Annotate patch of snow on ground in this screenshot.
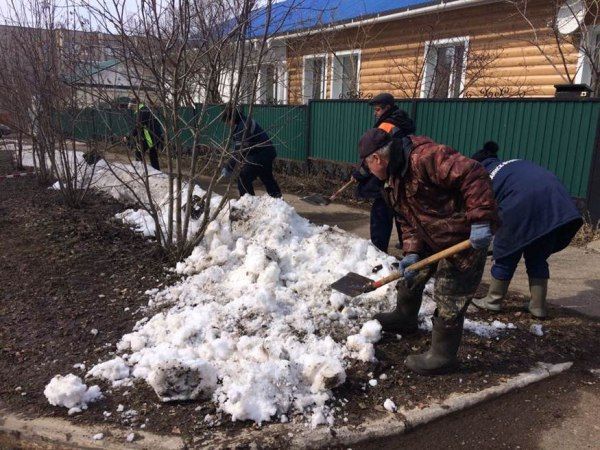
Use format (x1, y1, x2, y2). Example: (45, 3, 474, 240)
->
(44, 374, 102, 415)
(383, 398, 397, 412)
(530, 324, 544, 336)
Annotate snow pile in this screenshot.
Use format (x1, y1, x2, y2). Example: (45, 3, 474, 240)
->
(21, 148, 216, 242)
(86, 195, 400, 425)
(24, 146, 518, 425)
(44, 374, 102, 415)
(84, 195, 519, 425)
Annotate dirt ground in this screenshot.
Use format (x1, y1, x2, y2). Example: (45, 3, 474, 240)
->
(1, 149, 600, 448)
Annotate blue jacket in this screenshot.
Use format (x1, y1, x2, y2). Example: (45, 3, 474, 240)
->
(480, 157, 582, 259)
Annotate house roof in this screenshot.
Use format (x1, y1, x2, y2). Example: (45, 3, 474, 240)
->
(64, 59, 120, 84)
(248, 0, 468, 38)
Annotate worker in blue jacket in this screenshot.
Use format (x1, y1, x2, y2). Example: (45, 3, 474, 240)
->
(471, 142, 582, 318)
(221, 106, 282, 198)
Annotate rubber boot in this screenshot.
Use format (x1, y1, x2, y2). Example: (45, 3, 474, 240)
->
(405, 312, 464, 375)
(472, 277, 510, 312)
(527, 277, 548, 319)
(373, 281, 423, 335)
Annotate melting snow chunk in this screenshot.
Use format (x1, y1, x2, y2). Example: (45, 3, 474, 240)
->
(383, 399, 397, 412)
(44, 374, 102, 413)
(530, 324, 544, 336)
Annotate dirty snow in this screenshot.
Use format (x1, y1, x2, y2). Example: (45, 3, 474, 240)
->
(43, 374, 102, 415)
(383, 398, 397, 412)
(530, 324, 544, 336)
(22, 145, 517, 426)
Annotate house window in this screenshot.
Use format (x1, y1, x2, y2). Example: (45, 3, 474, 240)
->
(331, 50, 360, 99)
(303, 55, 327, 102)
(260, 63, 287, 104)
(421, 37, 468, 99)
(576, 26, 600, 97)
(239, 66, 256, 103)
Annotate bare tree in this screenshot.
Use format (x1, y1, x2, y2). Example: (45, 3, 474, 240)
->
(0, 0, 102, 204)
(506, 0, 600, 95)
(71, 0, 290, 261)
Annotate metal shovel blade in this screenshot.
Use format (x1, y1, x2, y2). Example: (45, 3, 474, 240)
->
(300, 193, 331, 206)
(330, 272, 375, 297)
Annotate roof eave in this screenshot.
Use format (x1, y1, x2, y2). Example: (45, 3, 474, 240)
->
(266, 0, 500, 41)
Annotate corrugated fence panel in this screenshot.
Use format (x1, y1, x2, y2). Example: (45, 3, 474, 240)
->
(414, 100, 600, 198)
(243, 105, 307, 160)
(197, 104, 228, 148)
(309, 100, 413, 163)
(57, 100, 598, 199)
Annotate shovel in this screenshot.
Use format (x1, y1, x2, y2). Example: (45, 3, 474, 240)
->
(330, 240, 472, 297)
(300, 178, 356, 206)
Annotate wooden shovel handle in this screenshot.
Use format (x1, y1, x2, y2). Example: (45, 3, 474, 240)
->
(329, 178, 356, 201)
(371, 240, 472, 289)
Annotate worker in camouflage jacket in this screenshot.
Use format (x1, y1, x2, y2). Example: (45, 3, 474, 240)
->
(359, 128, 499, 375)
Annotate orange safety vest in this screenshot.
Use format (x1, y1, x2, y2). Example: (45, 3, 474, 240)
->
(377, 122, 399, 135)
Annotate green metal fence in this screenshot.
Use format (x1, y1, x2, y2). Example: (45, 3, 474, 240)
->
(59, 99, 600, 200)
(413, 100, 600, 199)
(308, 99, 600, 199)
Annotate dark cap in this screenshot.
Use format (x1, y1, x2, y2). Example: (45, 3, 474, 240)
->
(368, 92, 395, 107)
(359, 128, 392, 159)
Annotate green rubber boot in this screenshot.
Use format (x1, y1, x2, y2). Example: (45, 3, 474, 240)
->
(373, 269, 432, 335)
(472, 277, 510, 312)
(528, 277, 548, 319)
(373, 280, 423, 334)
(405, 312, 464, 375)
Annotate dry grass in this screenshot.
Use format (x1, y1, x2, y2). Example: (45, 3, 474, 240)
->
(572, 214, 600, 247)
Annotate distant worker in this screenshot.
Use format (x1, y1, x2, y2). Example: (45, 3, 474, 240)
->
(221, 106, 282, 198)
(471, 142, 583, 318)
(124, 102, 162, 171)
(353, 93, 412, 252)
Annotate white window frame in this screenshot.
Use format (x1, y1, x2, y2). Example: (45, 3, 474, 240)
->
(302, 53, 328, 103)
(329, 49, 361, 100)
(575, 26, 600, 87)
(258, 61, 288, 104)
(420, 36, 469, 99)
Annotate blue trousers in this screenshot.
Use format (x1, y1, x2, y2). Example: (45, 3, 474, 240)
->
(491, 230, 558, 281)
(370, 197, 401, 253)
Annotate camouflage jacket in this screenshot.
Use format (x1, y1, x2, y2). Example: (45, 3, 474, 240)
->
(384, 136, 499, 271)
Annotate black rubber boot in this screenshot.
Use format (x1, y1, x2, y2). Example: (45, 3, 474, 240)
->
(404, 311, 464, 375)
(373, 274, 427, 335)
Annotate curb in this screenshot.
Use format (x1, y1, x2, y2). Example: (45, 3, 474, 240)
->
(0, 368, 573, 450)
(1, 361, 570, 449)
(209, 361, 573, 449)
(0, 169, 35, 181)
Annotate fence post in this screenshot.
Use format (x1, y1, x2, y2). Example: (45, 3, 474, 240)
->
(586, 110, 600, 222)
(305, 100, 312, 161)
(410, 98, 418, 125)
